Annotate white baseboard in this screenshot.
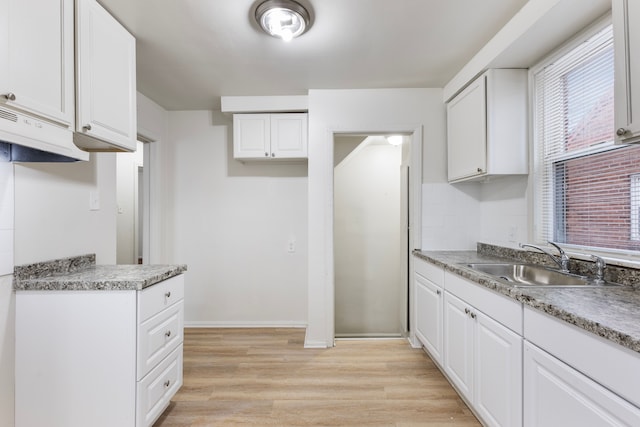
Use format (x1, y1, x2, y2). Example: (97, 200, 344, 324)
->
(184, 320, 307, 328)
(303, 340, 330, 349)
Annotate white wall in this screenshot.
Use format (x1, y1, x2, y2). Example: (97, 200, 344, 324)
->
(164, 110, 308, 326)
(334, 139, 402, 336)
(0, 162, 14, 427)
(14, 154, 117, 265)
(306, 88, 443, 347)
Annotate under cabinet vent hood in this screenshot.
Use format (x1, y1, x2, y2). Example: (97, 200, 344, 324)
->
(0, 106, 90, 162)
(0, 141, 80, 163)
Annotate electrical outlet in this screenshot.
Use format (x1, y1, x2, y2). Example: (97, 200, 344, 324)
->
(287, 240, 296, 253)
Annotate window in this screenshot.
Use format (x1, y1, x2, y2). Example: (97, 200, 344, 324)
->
(533, 20, 640, 254)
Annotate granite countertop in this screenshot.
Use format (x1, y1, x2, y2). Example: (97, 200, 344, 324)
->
(13, 254, 187, 291)
(414, 246, 640, 354)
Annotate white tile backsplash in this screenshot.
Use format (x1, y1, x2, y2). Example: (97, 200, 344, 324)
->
(421, 182, 481, 250)
(421, 176, 529, 251)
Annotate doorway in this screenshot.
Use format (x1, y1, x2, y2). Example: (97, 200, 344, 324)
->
(333, 134, 410, 338)
(116, 140, 147, 264)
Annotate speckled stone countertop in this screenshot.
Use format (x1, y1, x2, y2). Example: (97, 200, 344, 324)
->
(13, 254, 187, 291)
(414, 244, 640, 354)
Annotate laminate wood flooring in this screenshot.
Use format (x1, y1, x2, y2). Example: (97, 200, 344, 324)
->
(153, 328, 481, 427)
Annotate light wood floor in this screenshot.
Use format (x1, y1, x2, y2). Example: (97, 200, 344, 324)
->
(153, 328, 481, 427)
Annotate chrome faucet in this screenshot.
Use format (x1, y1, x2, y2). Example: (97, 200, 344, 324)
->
(589, 254, 607, 284)
(519, 241, 570, 273)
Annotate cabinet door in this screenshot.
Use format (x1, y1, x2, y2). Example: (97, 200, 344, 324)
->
(443, 291, 474, 400)
(0, 0, 74, 126)
(76, 0, 137, 151)
(524, 342, 640, 427)
(233, 114, 270, 158)
(271, 113, 308, 158)
(447, 75, 487, 181)
(613, 0, 640, 143)
(415, 273, 443, 365)
(475, 312, 522, 427)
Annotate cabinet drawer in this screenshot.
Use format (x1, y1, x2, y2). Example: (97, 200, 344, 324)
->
(138, 300, 184, 380)
(137, 344, 183, 427)
(138, 274, 184, 323)
(414, 257, 444, 286)
(445, 271, 522, 334)
(524, 306, 640, 408)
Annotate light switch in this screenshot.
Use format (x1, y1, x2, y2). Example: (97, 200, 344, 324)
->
(89, 190, 100, 211)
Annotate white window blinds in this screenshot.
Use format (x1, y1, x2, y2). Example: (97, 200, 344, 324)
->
(533, 22, 640, 254)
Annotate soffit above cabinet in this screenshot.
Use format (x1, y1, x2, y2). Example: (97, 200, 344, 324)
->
(221, 96, 308, 114)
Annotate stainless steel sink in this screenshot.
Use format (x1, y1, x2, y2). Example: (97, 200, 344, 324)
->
(464, 263, 621, 288)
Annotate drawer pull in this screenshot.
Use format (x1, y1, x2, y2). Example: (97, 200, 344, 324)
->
(165, 291, 171, 298)
(464, 308, 470, 315)
(164, 380, 171, 388)
(470, 312, 477, 319)
(165, 330, 172, 338)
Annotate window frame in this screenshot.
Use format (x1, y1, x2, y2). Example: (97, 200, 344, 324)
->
(528, 13, 640, 261)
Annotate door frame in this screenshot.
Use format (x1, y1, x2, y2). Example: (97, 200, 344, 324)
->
(325, 126, 422, 345)
(332, 135, 409, 338)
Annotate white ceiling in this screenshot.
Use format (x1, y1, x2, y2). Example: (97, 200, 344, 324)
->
(99, 0, 530, 110)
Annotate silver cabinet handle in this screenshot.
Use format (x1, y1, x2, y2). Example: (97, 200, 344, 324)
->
(436, 289, 441, 295)
(464, 308, 470, 315)
(165, 291, 171, 298)
(617, 128, 629, 137)
(470, 312, 476, 319)
(4, 93, 16, 101)
(164, 380, 170, 388)
(265, 152, 269, 157)
(477, 167, 483, 173)
(165, 330, 171, 338)
(83, 124, 92, 131)
(271, 153, 275, 157)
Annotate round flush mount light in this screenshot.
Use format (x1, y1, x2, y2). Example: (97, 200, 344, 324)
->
(386, 135, 404, 146)
(255, 0, 311, 42)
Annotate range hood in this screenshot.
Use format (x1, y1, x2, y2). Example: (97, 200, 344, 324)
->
(0, 106, 90, 162)
(0, 141, 80, 163)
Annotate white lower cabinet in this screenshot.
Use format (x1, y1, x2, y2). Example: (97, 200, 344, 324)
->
(414, 261, 444, 365)
(443, 291, 474, 398)
(413, 260, 523, 427)
(443, 291, 523, 427)
(474, 310, 523, 427)
(524, 341, 640, 427)
(415, 256, 640, 427)
(15, 274, 185, 427)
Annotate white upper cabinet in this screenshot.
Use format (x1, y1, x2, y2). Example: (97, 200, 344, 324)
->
(233, 113, 308, 160)
(613, 0, 640, 144)
(447, 69, 528, 183)
(0, 0, 74, 126)
(74, 0, 137, 152)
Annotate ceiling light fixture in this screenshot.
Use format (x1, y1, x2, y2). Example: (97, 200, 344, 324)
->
(386, 135, 404, 146)
(255, 0, 311, 42)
